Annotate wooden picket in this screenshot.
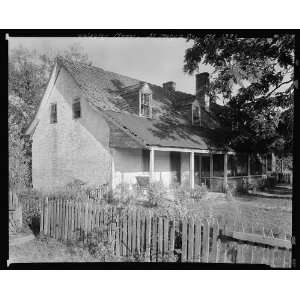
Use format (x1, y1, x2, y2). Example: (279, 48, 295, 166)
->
(39, 198, 293, 267)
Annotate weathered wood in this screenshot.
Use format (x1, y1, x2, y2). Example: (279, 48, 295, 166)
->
(128, 209, 132, 256)
(158, 217, 163, 261)
(151, 215, 157, 262)
(50, 200, 53, 238)
(115, 209, 120, 257)
(55, 200, 59, 239)
(123, 210, 128, 256)
(136, 209, 141, 255)
(223, 230, 292, 249)
(163, 217, 169, 260)
(56, 199, 60, 240)
(181, 217, 187, 262)
(132, 209, 137, 256)
(169, 218, 175, 259)
(187, 216, 194, 262)
(40, 199, 44, 234)
(202, 218, 210, 262)
(209, 219, 219, 263)
(145, 212, 151, 262)
(140, 210, 145, 254)
(44, 197, 49, 235)
(194, 217, 202, 262)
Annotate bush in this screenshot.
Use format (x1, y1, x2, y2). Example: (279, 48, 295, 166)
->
(190, 184, 208, 202)
(112, 183, 139, 207)
(18, 189, 42, 234)
(148, 181, 167, 207)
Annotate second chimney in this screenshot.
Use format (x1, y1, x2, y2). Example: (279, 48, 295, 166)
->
(163, 81, 176, 93)
(196, 73, 210, 111)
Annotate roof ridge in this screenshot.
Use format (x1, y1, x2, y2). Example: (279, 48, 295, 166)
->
(58, 57, 195, 97)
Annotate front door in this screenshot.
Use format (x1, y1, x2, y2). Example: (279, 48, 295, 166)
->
(170, 152, 181, 184)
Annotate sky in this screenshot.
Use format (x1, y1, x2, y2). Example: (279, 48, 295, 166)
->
(9, 37, 214, 95)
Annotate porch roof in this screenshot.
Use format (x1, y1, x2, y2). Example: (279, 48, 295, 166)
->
(105, 110, 233, 152)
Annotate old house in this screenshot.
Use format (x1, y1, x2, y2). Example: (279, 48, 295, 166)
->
(26, 58, 275, 192)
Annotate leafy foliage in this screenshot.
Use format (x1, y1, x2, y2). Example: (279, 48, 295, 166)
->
(8, 43, 92, 189)
(184, 34, 294, 155)
(148, 181, 167, 207)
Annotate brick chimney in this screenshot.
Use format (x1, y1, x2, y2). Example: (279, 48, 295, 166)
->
(196, 73, 210, 111)
(163, 81, 176, 93)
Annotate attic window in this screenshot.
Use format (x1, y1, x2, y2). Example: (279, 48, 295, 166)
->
(73, 98, 81, 119)
(192, 104, 200, 125)
(140, 93, 152, 118)
(50, 103, 57, 124)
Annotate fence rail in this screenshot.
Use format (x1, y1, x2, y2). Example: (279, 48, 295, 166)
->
(275, 172, 293, 185)
(39, 198, 292, 267)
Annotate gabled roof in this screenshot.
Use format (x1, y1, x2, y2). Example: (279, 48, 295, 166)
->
(28, 58, 231, 151)
(104, 110, 232, 151)
(57, 57, 195, 113)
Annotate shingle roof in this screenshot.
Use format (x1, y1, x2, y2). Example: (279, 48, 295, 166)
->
(58, 58, 230, 151)
(105, 110, 231, 151)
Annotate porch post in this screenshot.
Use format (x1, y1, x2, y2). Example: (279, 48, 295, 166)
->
(271, 153, 276, 172)
(190, 151, 195, 189)
(248, 154, 251, 183)
(110, 149, 116, 190)
(150, 148, 155, 182)
(210, 153, 213, 189)
(224, 153, 228, 192)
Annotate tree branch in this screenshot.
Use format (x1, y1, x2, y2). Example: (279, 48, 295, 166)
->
(266, 79, 293, 98)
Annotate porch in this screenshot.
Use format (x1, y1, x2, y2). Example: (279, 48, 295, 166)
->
(112, 147, 274, 193)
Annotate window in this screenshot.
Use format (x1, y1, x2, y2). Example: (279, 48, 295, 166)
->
(228, 154, 248, 177)
(213, 154, 224, 177)
(50, 103, 57, 124)
(250, 154, 263, 175)
(142, 149, 150, 172)
(140, 93, 151, 117)
(73, 98, 81, 119)
(192, 104, 200, 125)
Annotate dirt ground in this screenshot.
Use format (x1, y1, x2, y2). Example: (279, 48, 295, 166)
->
(8, 237, 97, 264)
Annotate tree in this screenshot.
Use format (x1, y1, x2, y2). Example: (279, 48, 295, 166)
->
(8, 43, 92, 189)
(184, 34, 294, 156)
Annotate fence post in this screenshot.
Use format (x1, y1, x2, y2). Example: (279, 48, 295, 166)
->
(84, 202, 89, 243)
(181, 217, 187, 262)
(145, 211, 151, 262)
(40, 198, 44, 234)
(44, 197, 48, 235)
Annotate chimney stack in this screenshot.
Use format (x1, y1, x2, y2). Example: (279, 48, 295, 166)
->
(163, 81, 176, 93)
(196, 73, 210, 111)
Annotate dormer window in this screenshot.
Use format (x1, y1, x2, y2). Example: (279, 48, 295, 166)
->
(141, 93, 151, 117)
(73, 98, 81, 119)
(192, 103, 201, 125)
(139, 83, 152, 118)
(50, 103, 57, 124)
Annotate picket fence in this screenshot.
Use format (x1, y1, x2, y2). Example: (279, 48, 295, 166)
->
(275, 172, 293, 185)
(39, 198, 292, 267)
(9, 190, 22, 231)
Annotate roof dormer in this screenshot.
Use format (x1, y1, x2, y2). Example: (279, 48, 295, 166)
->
(139, 83, 152, 118)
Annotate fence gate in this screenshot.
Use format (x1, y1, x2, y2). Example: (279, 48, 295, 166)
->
(9, 190, 22, 233)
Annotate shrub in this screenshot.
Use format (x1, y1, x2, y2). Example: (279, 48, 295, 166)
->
(148, 181, 167, 207)
(112, 183, 139, 207)
(18, 189, 42, 233)
(190, 184, 208, 202)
